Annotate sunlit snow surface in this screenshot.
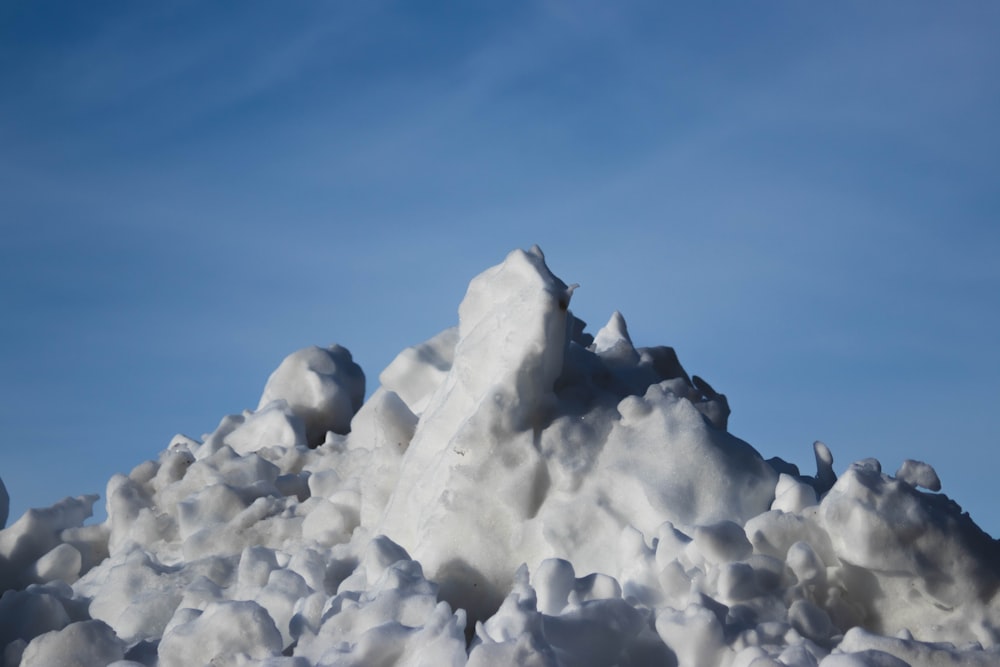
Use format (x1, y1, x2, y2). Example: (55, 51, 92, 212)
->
(2, 247, 999, 667)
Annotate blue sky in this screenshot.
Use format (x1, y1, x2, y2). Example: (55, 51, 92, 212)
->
(2, 2, 999, 535)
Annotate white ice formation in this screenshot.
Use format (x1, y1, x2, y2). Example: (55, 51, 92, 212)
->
(1, 246, 999, 667)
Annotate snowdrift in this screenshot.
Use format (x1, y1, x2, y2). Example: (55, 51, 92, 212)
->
(1, 247, 999, 667)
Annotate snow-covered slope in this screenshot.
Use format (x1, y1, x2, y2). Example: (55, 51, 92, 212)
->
(1, 247, 998, 667)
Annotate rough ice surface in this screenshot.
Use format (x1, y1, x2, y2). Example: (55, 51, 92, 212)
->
(2, 247, 999, 667)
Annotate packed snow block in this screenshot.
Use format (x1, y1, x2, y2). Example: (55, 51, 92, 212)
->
(84, 548, 192, 645)
(294, 537, 467, 666)
(819, 649, 911, 667)
(772, 474, 819, 514)
(595, 385, 776, 533)
(834, 626, 1000, 666)
(540, 592, 647, 665)
(105, 473, 171, 556)
(343, 388, 416, 526)
(468, 566, 557, 667)
(177, 483, 254, 539)
(19, 619, 125, 667)
(894, 459, 941, 492)
(379, 327, 459, 417)
(30, 543, 83, 584)
(201, 401, 307, 458)
(0, 586, 73, 652)
(182, 495, 304, 560)
(820, 463, 1000, 644)
(253, 568, 310, 649)
(157, 600, 283, 667)
(302, 600, 467, 667)
(346, 388, 418, 454)
(0, 494, 98, 590)
(691, 521, 752, 564)
(258, 344, 365, 447)
(655, 604, 730, 667)
(593, 310, 641, 367)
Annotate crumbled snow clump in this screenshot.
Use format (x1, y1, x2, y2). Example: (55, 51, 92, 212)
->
(2, 247, 1000, 667)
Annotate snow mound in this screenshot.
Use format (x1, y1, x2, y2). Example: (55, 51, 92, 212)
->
(2, 247, 999, 667)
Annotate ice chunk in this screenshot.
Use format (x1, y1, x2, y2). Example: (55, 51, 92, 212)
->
(772, 473, 819, 513)
(30, 543, 83, 584)
(257, 344, 365, 446)
(835, 626, 1000, 665)
(379, 327, 459, 416)
(786, 541, 826, 587)
(820, 464, 1000, 643)
(221, 401, 307, 456)
(85, 548, 189, 645)
(254, 568, 310, 649)
(819, 649, 911, 666)
(0, 586, 72, 649)
(19, 620, 125, 667)
(692, 520, 752, 564)
(294, 537, 465, 666)
(532, 559, 578, 616)
(788, 598, 836, 644)
(656, 604, 730, 667)
(0, 494, 98, 590)
(593, 311, 640, 366)
(346, 388, 417, 453)
(157, 600, 282, 667)
(894, 459, 941, 492)
(597, 384, 777, 532)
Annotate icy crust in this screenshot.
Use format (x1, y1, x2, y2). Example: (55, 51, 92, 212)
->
(1, 248, 1000, 667)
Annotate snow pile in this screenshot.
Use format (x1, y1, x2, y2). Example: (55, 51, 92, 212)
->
(2, 246, 999, 667)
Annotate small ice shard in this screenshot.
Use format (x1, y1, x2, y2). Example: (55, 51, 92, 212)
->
(692, 374, 731, 430)
(814, 440, 837, 495)
(593, 311, 640, 366)
(257, 344, 365, 446)
(895, 459, 941, 492)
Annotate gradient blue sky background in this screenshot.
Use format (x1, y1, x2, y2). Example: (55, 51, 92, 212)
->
(2, 3, 999, 535)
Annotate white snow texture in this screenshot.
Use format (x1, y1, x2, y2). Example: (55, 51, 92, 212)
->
(1, 247, 998, 667)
